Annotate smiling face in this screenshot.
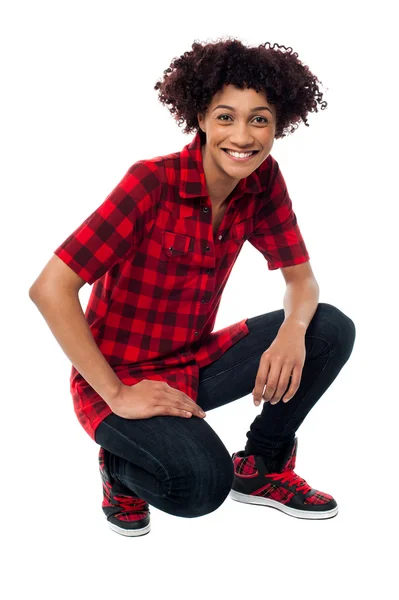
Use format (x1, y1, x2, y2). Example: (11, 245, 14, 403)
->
(197, 84, 277, 193)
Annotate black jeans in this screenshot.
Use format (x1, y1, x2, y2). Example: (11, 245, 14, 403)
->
(95, 302, 356, 518)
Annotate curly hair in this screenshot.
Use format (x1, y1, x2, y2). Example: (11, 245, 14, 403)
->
(154, 37, 328, 141)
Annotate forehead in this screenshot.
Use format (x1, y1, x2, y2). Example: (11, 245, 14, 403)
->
(209, 84, 272, 110)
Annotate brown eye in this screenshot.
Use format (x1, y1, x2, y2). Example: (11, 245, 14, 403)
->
(217, 115, 268, 124)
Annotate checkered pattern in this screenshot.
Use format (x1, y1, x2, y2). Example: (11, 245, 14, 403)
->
(54, 131, 310, 440)
(231, 437, 336, 515)
(99, 447, 151, 532)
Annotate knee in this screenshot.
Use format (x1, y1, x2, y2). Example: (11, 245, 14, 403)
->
(316, 302, 356, 358)
(167, 450, 235, 518)
(188, 460, 234, 518)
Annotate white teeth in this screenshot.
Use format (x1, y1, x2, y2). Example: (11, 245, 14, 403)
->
(225, 150, 255, 158)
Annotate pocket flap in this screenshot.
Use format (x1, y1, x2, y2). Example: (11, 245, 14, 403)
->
(162, 231, 192, 256)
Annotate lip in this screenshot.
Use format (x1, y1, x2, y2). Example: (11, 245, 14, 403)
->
(222, 148, 259, 162)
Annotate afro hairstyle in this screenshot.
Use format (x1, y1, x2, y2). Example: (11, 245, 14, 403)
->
(154, 37, 328, 142)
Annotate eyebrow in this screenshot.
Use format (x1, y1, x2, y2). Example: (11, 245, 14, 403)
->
(212, 104, 273, 115)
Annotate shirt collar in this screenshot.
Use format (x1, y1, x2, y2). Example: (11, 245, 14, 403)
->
(179, 131, 264, 200)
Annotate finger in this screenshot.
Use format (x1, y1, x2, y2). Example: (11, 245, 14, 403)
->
(282, 368, 302, 403)
(269, 364, 294, 405)
(182, 394, 205, 416)
(262, 361, 283, 402)
(170, 389, 206, 417)
(154, 404, 196, 418)
(253, 360, 271, 405)
(164, 384, 196, 410)
(164, 395, 206, 418)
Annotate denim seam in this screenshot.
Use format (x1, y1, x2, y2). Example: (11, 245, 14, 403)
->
(200, 351, 262, 383)
(100, 420, 172, 493)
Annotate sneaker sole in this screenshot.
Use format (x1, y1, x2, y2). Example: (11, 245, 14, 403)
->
(105, 516, 151, 537)
(229, 490, 339, 520)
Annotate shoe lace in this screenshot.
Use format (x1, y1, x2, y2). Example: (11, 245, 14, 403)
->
(268, 469, 312, 494)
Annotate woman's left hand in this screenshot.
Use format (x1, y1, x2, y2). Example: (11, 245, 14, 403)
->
(252, 326, 306, 406)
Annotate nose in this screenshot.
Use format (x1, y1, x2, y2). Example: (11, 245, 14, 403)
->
(228, 122, 255, 149)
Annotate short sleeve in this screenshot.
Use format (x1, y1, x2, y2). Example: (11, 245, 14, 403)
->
(248, 158, 310, 271)
(53, 160, 160, 285)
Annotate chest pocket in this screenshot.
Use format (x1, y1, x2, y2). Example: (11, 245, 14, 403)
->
(159, 230, 204, 296)
(159, 227, 214, 271)
(231, 218, 254, 245)
(162, 231, 192, 257)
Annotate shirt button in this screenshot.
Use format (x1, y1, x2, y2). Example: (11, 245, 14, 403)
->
(205, 245, 210, 251)
(203, 206, 209, 213)
(194, 331, 199, 336)
(218, 235, 223, 240)
(205, 268, 212, 274)
(201, 299, 205, 303)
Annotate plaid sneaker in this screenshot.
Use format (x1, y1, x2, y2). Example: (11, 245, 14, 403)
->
(99, 446, 151, 536)
(229, 437, 338, 520)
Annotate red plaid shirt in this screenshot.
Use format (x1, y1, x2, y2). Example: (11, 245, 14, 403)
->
(54, 132, 310, 440)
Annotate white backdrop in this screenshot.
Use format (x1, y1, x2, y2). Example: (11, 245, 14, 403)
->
(2, 1, 397, 598)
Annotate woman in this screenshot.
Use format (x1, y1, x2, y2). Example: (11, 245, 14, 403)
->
(29, 38, 356, 536)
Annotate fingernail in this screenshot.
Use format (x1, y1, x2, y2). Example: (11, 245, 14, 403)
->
(254, 400, 260, 406)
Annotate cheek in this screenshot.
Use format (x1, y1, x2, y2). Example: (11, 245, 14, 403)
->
(261, 137, 275, 155)
(214, 145, 226, 160)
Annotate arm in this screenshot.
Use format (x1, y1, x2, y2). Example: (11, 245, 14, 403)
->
(279, 263, 320, 334)
(29, 160, 161, 407)
(29, 256, 122, 408)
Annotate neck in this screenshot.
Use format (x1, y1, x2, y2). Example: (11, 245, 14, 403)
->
(201, 144, 239, 210)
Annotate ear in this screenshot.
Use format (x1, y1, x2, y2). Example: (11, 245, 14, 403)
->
(197, 112, 205, 132)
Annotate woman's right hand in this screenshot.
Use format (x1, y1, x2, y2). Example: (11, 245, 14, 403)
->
(108, 379, 207, 420)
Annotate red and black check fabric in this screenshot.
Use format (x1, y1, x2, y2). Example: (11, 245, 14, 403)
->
(54, 132, 310, 440)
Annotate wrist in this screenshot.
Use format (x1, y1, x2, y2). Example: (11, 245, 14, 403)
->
(103, 381, 125, 409)
(279, 318, 307, 335)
